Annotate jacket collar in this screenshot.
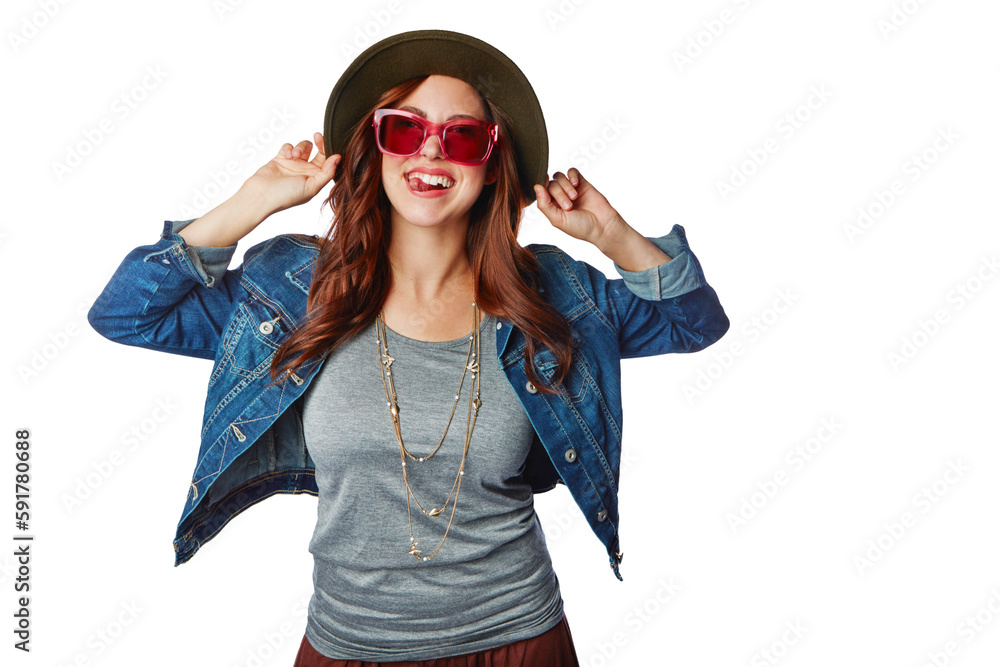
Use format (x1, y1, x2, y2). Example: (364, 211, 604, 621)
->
(246, 234, 518, 355)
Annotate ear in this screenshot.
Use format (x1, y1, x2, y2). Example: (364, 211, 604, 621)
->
(484, 156, 498, 185)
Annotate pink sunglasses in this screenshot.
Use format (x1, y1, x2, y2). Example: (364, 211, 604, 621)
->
(372, 108, 499, 166)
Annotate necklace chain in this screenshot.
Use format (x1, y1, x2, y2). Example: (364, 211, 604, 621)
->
(375, 302, 482, 562)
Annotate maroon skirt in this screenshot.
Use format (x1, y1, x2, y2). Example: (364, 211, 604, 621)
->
(292, 613, 580, 667)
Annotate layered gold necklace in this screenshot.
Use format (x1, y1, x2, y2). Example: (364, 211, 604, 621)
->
(375, 302, 482, 562)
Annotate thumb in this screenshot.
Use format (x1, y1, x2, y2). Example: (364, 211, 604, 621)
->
(324, 154, 340, 177)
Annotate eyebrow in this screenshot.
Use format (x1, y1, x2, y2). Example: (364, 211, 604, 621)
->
(398, 105, 480, 121)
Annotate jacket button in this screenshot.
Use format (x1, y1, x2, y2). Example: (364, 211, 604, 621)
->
(161, 258, 170, 265)
(564, 448, 577, 463)
(525, 381, 537, 394)
(496, 322, 502, 330)
(597, 509, 608, 522)
(259, 321, 274, 335)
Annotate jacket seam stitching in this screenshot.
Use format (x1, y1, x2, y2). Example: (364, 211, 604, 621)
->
(552, 252, 617, 339)
(182, 469, 317, 535)
(132, 264, 218, 355)
(535, 389, 614, 522)
(192, 427, 229, 485)
(563, 393, 618, 496)
(241, 278, 296, 329)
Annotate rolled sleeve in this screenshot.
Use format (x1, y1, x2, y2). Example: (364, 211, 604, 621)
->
(611, 224, 706, 301)
(154, 219, 238, 288)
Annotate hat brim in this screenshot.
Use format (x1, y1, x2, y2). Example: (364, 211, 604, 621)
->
(323, 29, 547, 207)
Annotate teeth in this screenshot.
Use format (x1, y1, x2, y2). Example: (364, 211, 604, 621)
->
(408, 172, 454, 188)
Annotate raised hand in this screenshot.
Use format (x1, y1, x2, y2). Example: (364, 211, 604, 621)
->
(243, 132, 341, 216)
(533, 168, 630, 249)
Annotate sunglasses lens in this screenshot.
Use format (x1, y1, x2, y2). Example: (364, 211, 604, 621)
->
(378, 112, 491, 164)
(379, 114, 425, 155)
(443, 124, 489, 163)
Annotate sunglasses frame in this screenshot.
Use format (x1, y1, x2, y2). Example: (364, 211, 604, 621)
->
(372, 108, 499, 166)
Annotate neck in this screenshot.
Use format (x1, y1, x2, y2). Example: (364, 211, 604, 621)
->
(386, 216, 474, 305)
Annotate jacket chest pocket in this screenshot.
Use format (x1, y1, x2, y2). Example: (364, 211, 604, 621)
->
(210, 297, 288, 384)
(532, 334, 594, 405)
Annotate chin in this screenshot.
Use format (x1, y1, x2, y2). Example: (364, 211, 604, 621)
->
(387, 191, 477, 227)
(394, 209, 470, 229)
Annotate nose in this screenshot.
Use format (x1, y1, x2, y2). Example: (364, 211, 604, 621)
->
(420, 130, 446, 159)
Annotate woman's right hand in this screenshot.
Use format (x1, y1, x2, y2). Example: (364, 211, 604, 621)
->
(241, 132, 341, 216)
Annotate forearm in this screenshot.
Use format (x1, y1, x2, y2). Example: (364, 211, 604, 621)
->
(598, 222, 730, 355)
(177, 186, 274, 248)
(596, 220, 673, 272)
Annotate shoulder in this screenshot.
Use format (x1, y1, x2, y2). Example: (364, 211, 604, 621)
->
(524, 241, 596, 281)
(524, 241, 565, 258)
(522, 241, 606, 309)
(242, 233, 320, 270)
(524, 242, 577, 276)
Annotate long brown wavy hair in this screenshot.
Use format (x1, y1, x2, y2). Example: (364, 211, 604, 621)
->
(269, 75, 573, 396)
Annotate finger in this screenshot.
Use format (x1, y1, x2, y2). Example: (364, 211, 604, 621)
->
(567, 167, 580, 187)
(533, 184, 553, 212)
(310, 133, 328, 169)
(278, 142, 294, 158)
(291, 139, 313, 159)
(534, 184, 564, 218)
(325, 154, 341, 177)
(545, 178, 574, 210)
(308, 155, 338, 188)
(549, 171, 578, 200)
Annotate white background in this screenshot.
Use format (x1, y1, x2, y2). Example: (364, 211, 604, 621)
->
(3, 0, 1000, 665)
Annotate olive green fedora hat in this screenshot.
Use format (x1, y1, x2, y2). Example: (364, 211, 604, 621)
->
(323, 28, 548, 206)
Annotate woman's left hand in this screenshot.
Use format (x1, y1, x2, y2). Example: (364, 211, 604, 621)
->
(534, 168, 629, 248)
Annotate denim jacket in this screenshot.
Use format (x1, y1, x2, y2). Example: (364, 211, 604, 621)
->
(88, 219, 729, 580)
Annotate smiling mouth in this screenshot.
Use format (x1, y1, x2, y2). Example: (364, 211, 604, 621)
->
(406, 172, 455, 192)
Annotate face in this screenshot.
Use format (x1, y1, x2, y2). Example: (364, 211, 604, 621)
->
(379, 74, 498, 232)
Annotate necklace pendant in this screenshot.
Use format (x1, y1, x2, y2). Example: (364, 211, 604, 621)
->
(426, 507, 442, 517)
(408, 541, 422, 558)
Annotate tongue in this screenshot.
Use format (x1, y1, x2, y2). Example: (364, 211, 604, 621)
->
(409, 177, 447, 192)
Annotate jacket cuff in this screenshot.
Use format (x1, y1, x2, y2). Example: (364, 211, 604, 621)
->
(612, 224, 706, 301)
(158, 220, 238, 288)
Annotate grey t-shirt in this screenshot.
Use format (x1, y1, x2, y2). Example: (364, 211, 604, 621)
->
(300, 311, 564, 661)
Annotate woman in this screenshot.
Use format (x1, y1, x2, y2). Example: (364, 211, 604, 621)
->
(88, 29, 729, 666)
